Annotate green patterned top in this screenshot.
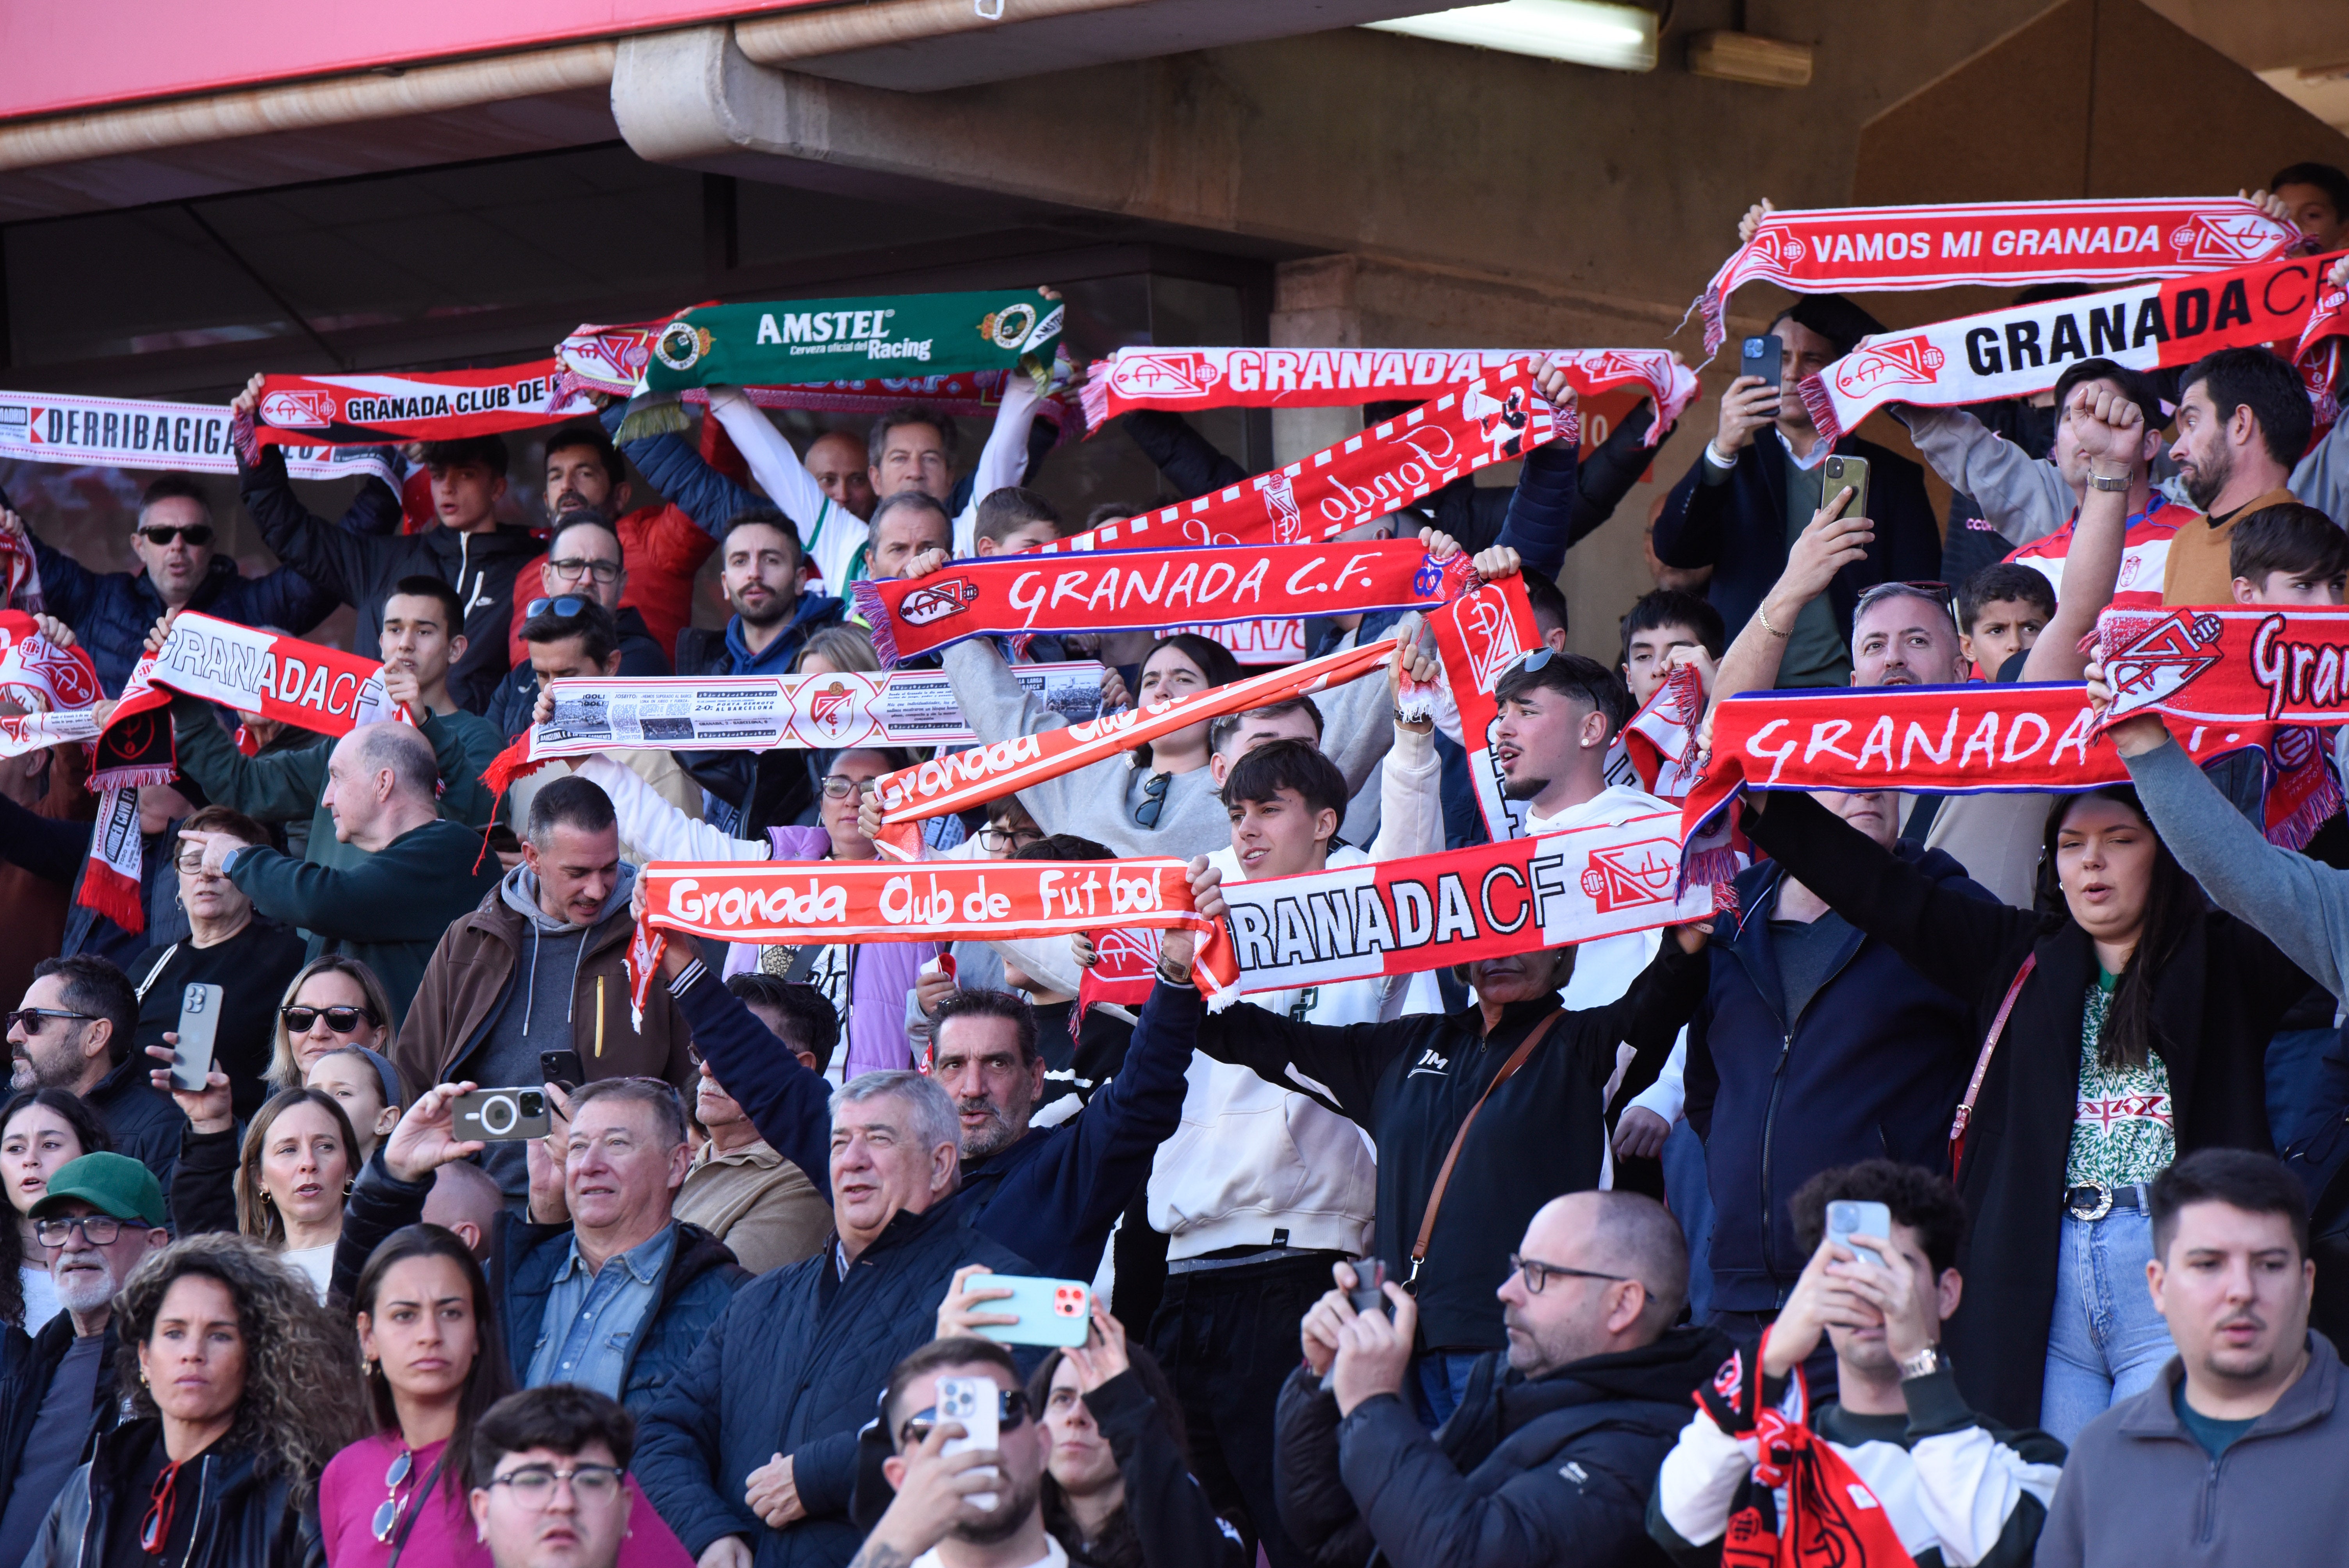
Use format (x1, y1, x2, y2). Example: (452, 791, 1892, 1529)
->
(2065, 971, 2174, 1190)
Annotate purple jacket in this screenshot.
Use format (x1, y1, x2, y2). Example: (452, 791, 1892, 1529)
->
(716, 825, 938, 1080)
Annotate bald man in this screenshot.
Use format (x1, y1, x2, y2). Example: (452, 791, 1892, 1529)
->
(178, 720, 501, 1028)
(1276, 1193, 1728, 1568)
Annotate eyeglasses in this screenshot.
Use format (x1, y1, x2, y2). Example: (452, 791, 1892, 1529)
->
(6, 1008, 91, 1036)
(1509, 1253, 1632, 1294)
(899, 1388, 1030, 1449)
(1134, 771, 1172, 830)
(486, 1464, 626, 1508)
(281, 1005, 378, 1035)
(546, 556, 623, 584)
(35, 1214, 127, 1246)
(137, 524, 215, 547)
(977, 825, 1043, 853)
(174, 853, 229, 878)
(820, 775, 869, 801)
(372, 1448, 419, 1543)
(526, 595, 595, 620)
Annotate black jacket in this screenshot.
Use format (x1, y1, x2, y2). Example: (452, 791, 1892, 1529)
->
(481, 603, 672, 741)
(331, 1149, 748, 1416)
(1687, 844, 1993, 1312)
(1275, 1327, 1728, 1568)
(237, 444, 545, 713)
(1742, 790, 2311, 1427)
(1046, 1369, 1249, 1568)
(0, 1315, 122, 1521)
(1189, 945, 1706, 1353)
(1652, 431, 1939, 648)
(85, 1053, 185, 1202)
(22, 1419, 315, 1568)
(633, 1199, 1031, 1568)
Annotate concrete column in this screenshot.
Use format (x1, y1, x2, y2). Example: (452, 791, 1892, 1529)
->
(1269, 255, 1367, 465)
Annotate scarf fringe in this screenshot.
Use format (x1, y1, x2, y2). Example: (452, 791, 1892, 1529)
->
(76, 859, 144, 934)
(851, 581, 899, 665)
(614, 392, 689, 445)
(86, 763, 178, 793)
(2267, 776, 2342, 850)
(1797, 376, 1845, 444)
(1079, 367, 1111, 433)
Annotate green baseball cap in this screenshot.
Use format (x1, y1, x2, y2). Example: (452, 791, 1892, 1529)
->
(29, 1153, 167, 1229)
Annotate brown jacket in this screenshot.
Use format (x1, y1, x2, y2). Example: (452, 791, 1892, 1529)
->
(2162, 483, 2299, 605)
(673, 1139, 831, 1275)
(394, 873, 693, 1097)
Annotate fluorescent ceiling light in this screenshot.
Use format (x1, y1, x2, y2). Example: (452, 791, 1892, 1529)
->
(1365, 0, 1658, 72)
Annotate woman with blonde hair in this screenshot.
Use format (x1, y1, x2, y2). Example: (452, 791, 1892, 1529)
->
(792, 623, 880, 676)
(266, 956, 396, 1095)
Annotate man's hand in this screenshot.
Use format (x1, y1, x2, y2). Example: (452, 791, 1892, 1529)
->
(903, 548, 949, 581)
(936, 1263, 1019, 1339)
(1612, 1106, 1671, 1161)
(745, 1453, 805, 1529)
(0, 507, 25, 543)
(32, 614, 75, 650)
(1713, 375, 1781, 457)
(1738, 199, 1775, 244)
(867, 1424, 1006, 1557)
(1761, 1235, 1873, 1379)
(1099, 665, 1132, 712)
(1060, 1297, 1131, 1392)
(1387, 625, 1440, 723)
(1299, 1261, 1364, 1377)
(525, 1082, 574, 1225)
(1670, 920, 1713, 955)
(2083, 657, 2171, 757)
(176, 829, 247, 878)
(2331, 255, 2349, 292)
(1158, 856, 1224, 977)
(1832, 1233, 1937, 1362)
(1331, 1282, 1418, 1416)
(626, 879, 695, 980)
(1416, 527, 1462, 560)
(230, 373, 266, 419)
(1773, 486, 1870, 610)
(1534, 362, 1581, 415)
(2242, 187, 2293, 227)
(697, 1540, 754, 1568)
(915, 965, 957, 1017)
(1470, 545, 1523, 582)
(2064, 380, 2144, 473)
(381, 667, 423, 712)
(381, 1082, 488, 1185)
(144, 610, 180, 657)
(1665, 644, 1718, 695)
(145, 1039, 233, 1135)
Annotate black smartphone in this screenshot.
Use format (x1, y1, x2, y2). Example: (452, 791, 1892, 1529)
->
(540, 1050, 586, 1093)
(1740, 333, 1784, 395)
(1348, 1258, 1392, 1319)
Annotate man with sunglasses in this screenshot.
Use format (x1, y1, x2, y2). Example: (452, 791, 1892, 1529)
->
(846, 1338, 1057, 1568)
(0, 1153, 171, 1568)
(0, 479, 351, 695)
(8, 956, 182, 1190)
(1276, 1191, 1726, 1568)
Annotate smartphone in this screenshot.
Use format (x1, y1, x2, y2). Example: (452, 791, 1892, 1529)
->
(1823, 454, 1871, 521)
(1827, 1199, 1892, 1269)
(936, 1376, 1000, 1513)
(451, 1087, 552, 1142)
(1741, 333, 1784, 395)
(968, 1276, 1093, 1349)
(172, 983, 224, 1093)
(1347, 1258, 1392, 1320)
(539, 1050, 586, 1094)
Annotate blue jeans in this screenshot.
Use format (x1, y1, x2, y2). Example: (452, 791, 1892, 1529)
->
(1663, 1120, 1715, 1322)
(2040, 1208, 2176, 1444)
(1412, 1351, 1482, 1429)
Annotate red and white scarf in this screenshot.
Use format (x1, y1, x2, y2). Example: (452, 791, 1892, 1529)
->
(1080, 346, 1695, 442)
(867, 636, 1402, 856)
(853, 540, 1473, 666)
(1038, 371, 1559, 555)
(1694, 196, 2299, 354)
(2097, 604, 2349, 726)
(239, 363, 595, 450)
(1800, 252, 2349, 442)
(1412, 577, 1542, 841)
(0, 613, 111, 922)
(1, 388, 400, 487)
(1621, 665, 1709, 802)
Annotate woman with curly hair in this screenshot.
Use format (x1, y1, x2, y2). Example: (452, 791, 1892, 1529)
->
(1026, 1301, 1246, 1568)
(20, 1231, 367, 1568)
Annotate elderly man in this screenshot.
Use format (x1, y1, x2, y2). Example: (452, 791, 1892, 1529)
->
(0, 481, 351, 695)
(633, 1067, 1029, 1568)
(178, 718, 502, 1023)
(338, 1075, 745, 1412)
(6, 957, 179, 1185)
(1275, 1192, 1727, 1568)
(0, 1153, 171, 1568)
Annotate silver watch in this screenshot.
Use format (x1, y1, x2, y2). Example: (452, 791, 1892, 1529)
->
(1898, 1345, 1941, 1381)
(2086, 472, 2129, 492)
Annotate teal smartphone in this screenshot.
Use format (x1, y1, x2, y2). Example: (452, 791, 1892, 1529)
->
(971, 1275, 1093, 1349)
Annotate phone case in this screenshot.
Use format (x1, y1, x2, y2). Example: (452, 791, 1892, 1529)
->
(173, 983, 224, 1093)
(453, 1088, 553, 1142)
(1741, 335, 1784, 390)
(1827, 1200, 1890, 1268)
(936, 1376, 1000, 1511)
(970, 1276, 1093, 1348)
(1824, 455, 1871, 519)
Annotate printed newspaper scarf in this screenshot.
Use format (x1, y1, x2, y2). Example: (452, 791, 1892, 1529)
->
(1682, 678, 2335, 872)
(1800, 252, 2349, 441)
(867, 637, 1401, 856)
(241, 364, 594, 449)
(477, 661, 1105, 797)
(1693, 196, 2299, 354)
(2, 388, 399, 485)
(625, 857, 1235, 1015)
(0, 611, 102, 758)
(853, 539, 1474, 666)
(83, 614, 405, 932)
(1695, 1335, 1918, 1568)
(554, 317, 1083, 441)
(1037, 370, 1559, 555)
(1080, 346, 1697, 442)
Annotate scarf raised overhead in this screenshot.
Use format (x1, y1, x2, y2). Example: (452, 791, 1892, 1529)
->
(1081, 346, 1696, 442)
(1800, 252, 2349, 441)
(852, 540, 1474, 666)
(1411, 576, 1542, 841)
(1693, 196, 2299, 354)
(1037, 371, 1559, 555)
(1, 388, 399, 486)
(240, 363, 593, 449)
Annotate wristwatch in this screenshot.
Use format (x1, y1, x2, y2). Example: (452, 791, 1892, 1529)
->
(1898, 1345, 1942, 1381)
(2086, 470, 2129, 492)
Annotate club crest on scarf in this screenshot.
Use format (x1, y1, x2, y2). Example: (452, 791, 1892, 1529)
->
(1580, 838, 1682, 914)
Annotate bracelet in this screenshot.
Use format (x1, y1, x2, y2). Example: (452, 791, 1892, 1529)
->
(1756, 602, 1791, 639)
(2086, 470, 2129, 492)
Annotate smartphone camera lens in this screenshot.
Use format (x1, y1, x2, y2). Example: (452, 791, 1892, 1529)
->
(520, 1092, 544, 1117)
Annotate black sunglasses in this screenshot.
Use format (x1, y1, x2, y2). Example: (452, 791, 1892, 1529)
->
(137, 524, 214, 547)
(899, 1387, 1029, 1450)
(282, 1005, 378, 1035)
(1134, 770, 1172, 830)
(526, 595, 594, 619)
(6, 1007, 91, 1036)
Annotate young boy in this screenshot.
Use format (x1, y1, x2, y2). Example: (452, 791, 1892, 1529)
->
(1618, 588, 1725, 708)
(2231, 501, 2349, 605)
(1956, 562, 2056, 681)
(973, 486, 1065, 557)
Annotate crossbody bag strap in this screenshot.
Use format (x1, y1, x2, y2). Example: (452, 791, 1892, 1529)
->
(1408, 1009, 1565, 1287)
(132, 943, 180, 1002)
(1949, 951, 2036, 1180)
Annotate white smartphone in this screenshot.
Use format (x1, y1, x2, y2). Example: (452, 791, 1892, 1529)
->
(173, 983, 224, 1094)
(1827, 1199, 1892, 1269)
(936, 1375, 999, 1513)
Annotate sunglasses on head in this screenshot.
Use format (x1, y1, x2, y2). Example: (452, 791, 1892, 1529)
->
(138, 524, 214, 547)
(899, 1387, 1029, 1450)
(526, 595, 594, 619)
(282, 1004, 377, 1035)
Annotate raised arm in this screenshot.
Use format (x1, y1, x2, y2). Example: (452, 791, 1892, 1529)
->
(1898, 406, 2075, 548)
(1704, 486, 1868, 715)
(1566, 400, 1665, 551)
(1121, 410, 1248, 501)
(663, 950, 833, 1196)
(699, 389, 829, 535)
(168, 691, 328, 825)
(2018, 384, 2138, 683)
